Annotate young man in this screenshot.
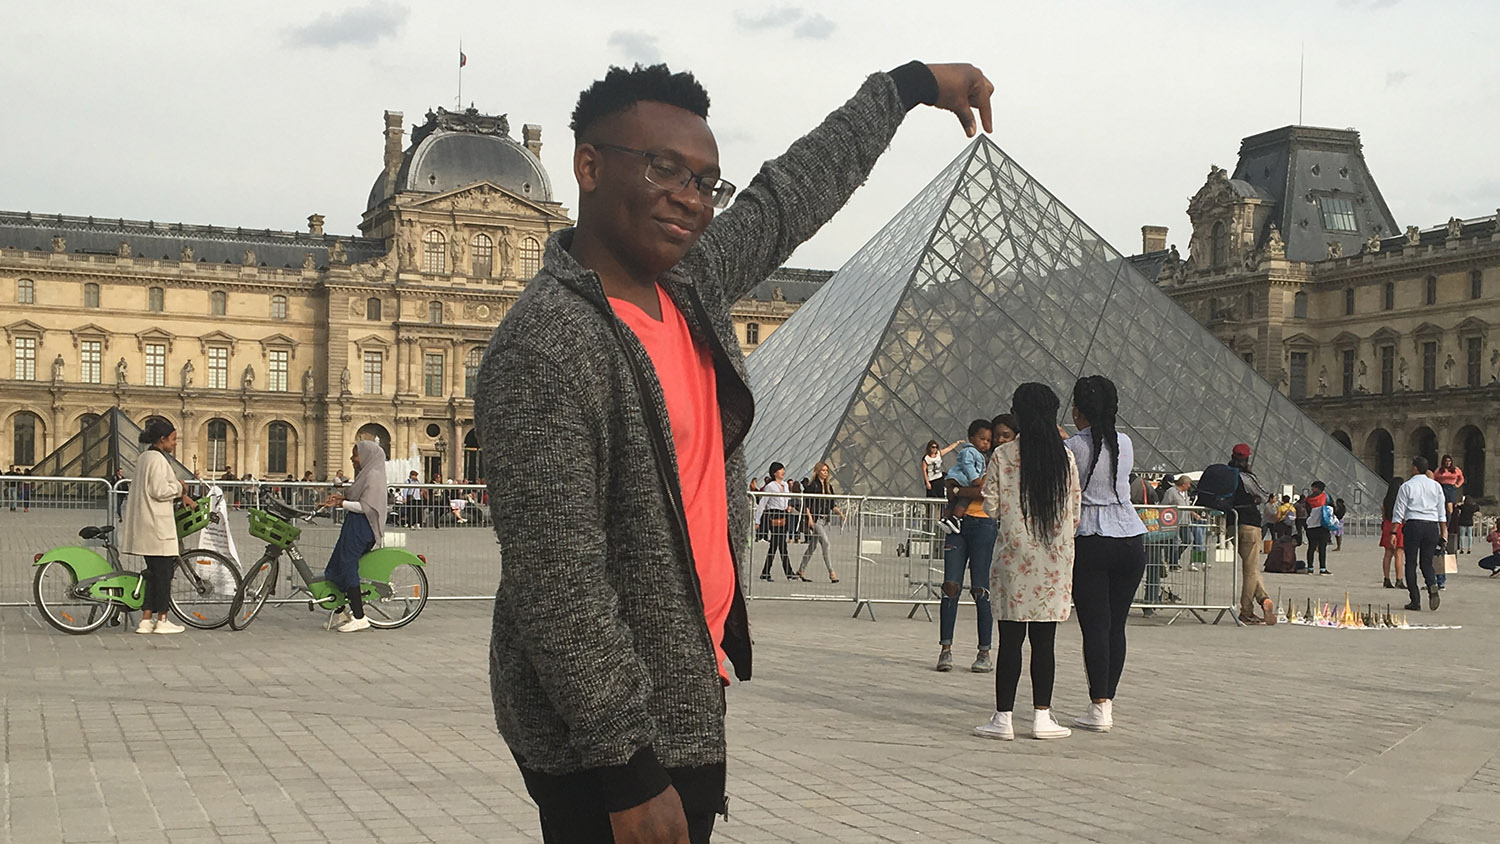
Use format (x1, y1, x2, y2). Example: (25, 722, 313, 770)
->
(1304, 480, 1331, 575)
(938, 419, 991, 534)
(475, 62, 993, 843)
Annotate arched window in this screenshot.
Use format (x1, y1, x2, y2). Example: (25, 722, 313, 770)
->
(1293, 291, 1308, 319)
(267, 421, 291, 475)
(271, 294, 288, 320)
(518, 237, 542, 278)
(356, 423, 391, 456)
(17, 278, 35, 304)
(1383, 282, 1395, 310)
(210, 290, 226, 315)
(84, 282, 100, 308)
(471, 233, 493, 278)
(428, 301, 444, 325)
(465, 347, 484, 396)
(206, 419, 230, 472)
(148, 286, 164, 312)
(12, 411, 39, 465)
(366, 297, 382, 321)
(746, 323, 760, 345)
(423, 230, 446, 273)
(1344, 288, 1355, 315)
(1210, 222, 1227, 268)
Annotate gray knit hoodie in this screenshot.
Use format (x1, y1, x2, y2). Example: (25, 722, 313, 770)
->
(474, 66, 931, 807)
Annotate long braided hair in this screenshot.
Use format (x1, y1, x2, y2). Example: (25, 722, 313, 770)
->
(1012, 383, 1070, 540)
(1073, 375, 1121, 502)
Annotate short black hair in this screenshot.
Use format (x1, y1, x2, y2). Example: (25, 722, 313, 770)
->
(1311, 480, 1325, 491)
(967, 418, 992, 439)
(570, 63, 710, 141)
(1413, 456, 1430, 473)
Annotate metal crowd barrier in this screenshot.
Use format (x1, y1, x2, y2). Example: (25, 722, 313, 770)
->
(0, 476, 114, 606)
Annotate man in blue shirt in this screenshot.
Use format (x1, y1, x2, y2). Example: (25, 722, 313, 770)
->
(1393, 456, 1447, 611)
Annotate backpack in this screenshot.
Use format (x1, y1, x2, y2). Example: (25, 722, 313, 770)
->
(1195, 464, 1241, 513)
(1319, 504, 1341, 532)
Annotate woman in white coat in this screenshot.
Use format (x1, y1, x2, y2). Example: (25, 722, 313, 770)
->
(974, 384, 1082, 741)
(120, 418, 195, 634)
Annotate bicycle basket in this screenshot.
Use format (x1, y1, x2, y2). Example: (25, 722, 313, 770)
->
(248, 508, 302, 548)
(174, 497, 212, 538)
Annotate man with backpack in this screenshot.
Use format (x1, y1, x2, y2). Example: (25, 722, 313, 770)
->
(1197, 443, 1275, 625)
(1304, 480, 1332, 576)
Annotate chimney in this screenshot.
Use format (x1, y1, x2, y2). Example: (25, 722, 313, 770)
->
(381, 111, 405, 199)
(1141, 225, 1168, 254)
(307, 214, 325, 236)
(522, 124, 543, 158)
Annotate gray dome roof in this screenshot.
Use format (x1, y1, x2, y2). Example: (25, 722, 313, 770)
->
(1228, 178, 1274, 201)
(367, 107, 553, 211)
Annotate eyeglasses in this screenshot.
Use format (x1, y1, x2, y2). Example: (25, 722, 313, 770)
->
(592, 143, 737, 210)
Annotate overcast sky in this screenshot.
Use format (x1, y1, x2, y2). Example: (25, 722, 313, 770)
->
(3, 1, 1495, 270)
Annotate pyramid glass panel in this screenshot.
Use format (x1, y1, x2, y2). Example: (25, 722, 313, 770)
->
(744, 137, 1385, 507)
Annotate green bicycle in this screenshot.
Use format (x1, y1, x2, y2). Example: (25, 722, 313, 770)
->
(229, 496, 429, 631)
(32, 498, 244, 634)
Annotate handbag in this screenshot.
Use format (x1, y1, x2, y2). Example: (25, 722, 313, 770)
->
(1438, 553, 1459, 575)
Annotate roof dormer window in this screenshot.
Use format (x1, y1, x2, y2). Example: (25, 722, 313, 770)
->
(1318, 196, 1358, 233)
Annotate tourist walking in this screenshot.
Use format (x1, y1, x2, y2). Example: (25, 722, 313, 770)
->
(760, 463, 795, 581)
(972, 384, 1081, 741)
(935, 421, 995, 672)
(795, 461, 842, 583)
(119, 418, 195, 635)
(473, 58, 994, 842)
(1380, 478, 1406, 589)
(1064, 376, 1147, 733)
(1393, 456, 1446, 611)
(317, 440, 387, 633)
(1457, 495, 1479, 553)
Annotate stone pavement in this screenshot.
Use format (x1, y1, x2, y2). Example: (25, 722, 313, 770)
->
(5, 535, 1500, 843)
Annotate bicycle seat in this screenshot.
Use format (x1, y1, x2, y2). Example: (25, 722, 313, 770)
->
(267, 496, 318, 521)
(78, 525, 115, 540)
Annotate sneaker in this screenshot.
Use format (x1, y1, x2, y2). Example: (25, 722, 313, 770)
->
(323, 610, 352, 631)
(1260, 597, 1277, 626)
(938, 517, 961, 535)
(135, 618, 156, 634)
(1073, 700, 1112, 732)
(1428, 586, 1440, 611)
(935, 649, 954, 672)
(974, 711, 1014, 741)
(971, 650, 993, 673)
(152, 618, 185, 634)
(1031, 709, 1072, 740)
(337, 615, 371, 633)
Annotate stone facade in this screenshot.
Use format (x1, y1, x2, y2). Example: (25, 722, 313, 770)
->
(1145, 125, 1500, 499)
(0, 107, 815, 481)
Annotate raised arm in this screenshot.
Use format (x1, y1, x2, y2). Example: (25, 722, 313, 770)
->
(475, 343, 665, 804)
(702, 62, 992, 303)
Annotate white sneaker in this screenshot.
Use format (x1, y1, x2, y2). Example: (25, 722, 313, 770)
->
(1031, 708, 1072, 740)
(152, 618, 185, 634)
(135, 618, 156, 634)
(337, 615, 371, 633)
(1073, 700, 1112, 732)
(323, 610, 352, 631)
(973, 711, 1014, 741)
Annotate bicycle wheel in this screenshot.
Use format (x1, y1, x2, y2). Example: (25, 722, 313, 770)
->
(230, 556, 277, 631)
(171, 549, 243, 630)
(33, 561, 115, 634)
(364, 563, 429, 629)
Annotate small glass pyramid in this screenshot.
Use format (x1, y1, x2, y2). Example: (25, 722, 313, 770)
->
(744, 136, 1384, 505)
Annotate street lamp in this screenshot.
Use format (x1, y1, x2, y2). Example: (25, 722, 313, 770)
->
(434, 434, 448, 477)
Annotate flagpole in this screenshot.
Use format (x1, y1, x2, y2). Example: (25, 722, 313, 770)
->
(457, 40, 463, 109)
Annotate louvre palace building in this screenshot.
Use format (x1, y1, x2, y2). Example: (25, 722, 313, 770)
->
(1133, 125, 1500, 502)
(0, 106, 822, 481)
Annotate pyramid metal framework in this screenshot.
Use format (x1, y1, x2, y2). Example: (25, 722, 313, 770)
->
(29, 407, 191, 481)
(744, 137, 1384, 507)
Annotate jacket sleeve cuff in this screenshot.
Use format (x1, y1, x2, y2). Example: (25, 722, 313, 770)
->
(597, 746, 673, 813)
(888, 60, 939, 111)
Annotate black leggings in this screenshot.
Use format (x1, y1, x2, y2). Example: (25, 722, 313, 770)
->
(1306, 526, 1331, 570)
(143, 554, 177, 614)
(761, 512, 792, 576)
(1072, 534, 1146, 701)
(995, 620, 1057, 711)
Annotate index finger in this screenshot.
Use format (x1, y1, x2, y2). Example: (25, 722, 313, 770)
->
(974, 74, 995, 134)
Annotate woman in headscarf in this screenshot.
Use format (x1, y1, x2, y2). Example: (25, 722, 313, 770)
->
(318, 439, 387, 632)
(120, 418, 196, 634)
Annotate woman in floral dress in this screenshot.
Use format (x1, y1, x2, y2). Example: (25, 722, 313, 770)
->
(974, 384, 1082, 741)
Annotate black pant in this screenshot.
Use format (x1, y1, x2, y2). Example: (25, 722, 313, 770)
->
(1307, 526, 1331, 570)
(520, 762, 723, 844)
(995, 620, 1056, 711)
(143, 554, 177, 614)
(761, 512, 792, 576)
(1073, 534, 1146, 701)
(1403, 520, 1441, 605)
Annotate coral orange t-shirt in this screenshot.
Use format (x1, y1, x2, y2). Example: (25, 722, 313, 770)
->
(611, 285, 734, 682)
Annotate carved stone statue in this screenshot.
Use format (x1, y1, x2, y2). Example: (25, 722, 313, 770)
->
(498, 228, 516, 274)
(1326, 241, 1343, 259)
(1366, 234, 1381, 254)
(1444, 354, 1457, 387)
(1265, 225, 1285, 258)
(339, 367, 352, 394)
(117, 241, 131, 258)
(1491, 349, 1500, 384)
(1405, 225, 1422, 246)
(402, 239, 418, 270)
(302, 367, 314, 396)
(329, 241, 347, 264)
(1357, 360, 1368, 393)
(51, 354, 64, 383)
(115, 357, 128, 385)
(180, 360, 194, 389)
(51, 236, 66, 253)
(1316, 366, 1328, 396)
(242, 365, 255, 391)
(1447, 217, 1464, 239)
(450, 235, 467, 273)
(302, 253, 316, 271)
(180, 245, 194, 262)
(242, 249, 256, 266)
(1398, 357, 1410, 390)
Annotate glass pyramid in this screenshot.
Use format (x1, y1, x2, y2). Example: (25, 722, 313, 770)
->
(30, 407, 191, 481)
(744, 137, 1384, 508)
